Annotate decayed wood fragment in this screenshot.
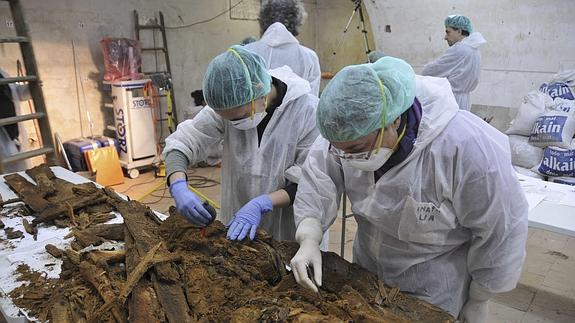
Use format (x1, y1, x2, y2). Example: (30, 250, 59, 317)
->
(22, 219, 37, 239)
(79, 261, 126, 323)
(0, 197, 22, 207)
(4, 173, 50, 212)
(45, 244, 64, 258)
(33, 195, 108, 225)
(117, 242, 180, 305)
(88, 250, 126, 267)
(25, 164, 56, 197)
(4, 165, 115, 226)
(80, 224, 125, 241)
(128, 281, 166, 322)
(4, 227, 23, 239)
(151, 274, 193, 323)
(65, 249, 81, 266)
(124, 227, 166, 321)
(119, 201, 192, 322)
(50, 294, 74, 323)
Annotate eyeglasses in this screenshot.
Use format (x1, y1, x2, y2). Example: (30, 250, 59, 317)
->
(228, 96, 267, 122)
(328, 128, 384, 160)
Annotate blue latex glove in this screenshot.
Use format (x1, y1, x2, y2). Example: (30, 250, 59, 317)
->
(227, 194, 273, 241)
(169, 179, 213, 226)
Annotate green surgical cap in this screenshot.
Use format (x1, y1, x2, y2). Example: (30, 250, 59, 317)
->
(444, 15, 473, 33)
(202, 45, 271, 110)
(367, 50, 386, 63)
(317, 56, 416, 142)
(240, 36, 257, 45)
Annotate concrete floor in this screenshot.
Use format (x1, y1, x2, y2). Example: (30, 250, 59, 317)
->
(113, 166, 575, 322)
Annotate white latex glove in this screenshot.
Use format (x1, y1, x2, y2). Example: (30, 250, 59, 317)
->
(458, 281, 494, 323)
(290, 217, 323, 292)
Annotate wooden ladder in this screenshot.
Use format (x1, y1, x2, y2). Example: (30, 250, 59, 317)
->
(0, 0, 56, 173)
(134, 10, 179, 131)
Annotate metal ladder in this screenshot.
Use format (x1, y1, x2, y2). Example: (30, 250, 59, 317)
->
(133, 10, 179, 132)
(0, 0, 56, 173)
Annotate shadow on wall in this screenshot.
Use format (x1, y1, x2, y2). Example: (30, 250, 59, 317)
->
(470, 104, 518, 133)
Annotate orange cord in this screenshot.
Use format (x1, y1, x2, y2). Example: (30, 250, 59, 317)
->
(143, 80, 162, 156)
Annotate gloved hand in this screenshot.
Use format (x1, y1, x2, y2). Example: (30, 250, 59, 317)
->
(227, 194, 273, 241)
(458, 281, 494, 323)
(169, 179, 213, 226)
(290, 217, 323, 293)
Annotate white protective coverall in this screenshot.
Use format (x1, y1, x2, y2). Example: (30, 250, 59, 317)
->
(0, 68, 30, 173)
(164, 66, 319, 241)
(294, 75, 528, 316)
(246, 22, 321, 96)
(421, 32, 486, 111)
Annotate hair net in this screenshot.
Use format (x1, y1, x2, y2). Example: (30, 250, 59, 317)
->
(367, 50, 386, 63)
(444, 15, 473, 33)
(240, 36, 257, 45)
(259, 0, 306, 36)
(317, 56, 416, 142)
(202, 45, 271, 111)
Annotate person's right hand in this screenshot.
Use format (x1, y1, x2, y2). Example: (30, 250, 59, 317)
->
(290, 239, 322, 292)
(290, 217, 324, 293)
(169, 179, 213, 226)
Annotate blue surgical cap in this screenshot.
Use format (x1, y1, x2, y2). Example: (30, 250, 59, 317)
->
(444, 15, 473, 33)
(202, 45, 271, 110)
(317, 56, 416, 142)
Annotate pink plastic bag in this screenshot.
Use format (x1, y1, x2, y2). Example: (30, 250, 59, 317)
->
(100, 38, 143, 81)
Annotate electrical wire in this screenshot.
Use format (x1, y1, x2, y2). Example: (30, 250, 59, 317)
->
(141, 183, 168, 205)
(124, 167, 220, 206)
(113, 177, 159, 194)
(186, 168, 220, 188)
(187, 175, 220, 188)
(165, 0, 245, 30)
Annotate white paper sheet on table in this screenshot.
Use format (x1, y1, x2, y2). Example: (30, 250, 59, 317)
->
(0, 166, 169, 321)
(516, 172, 575, 207)
(523, 192, 547, 211)
(0, 167, 122, 321)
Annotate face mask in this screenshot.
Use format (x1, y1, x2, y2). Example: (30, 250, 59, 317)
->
(230, 111, 267, 130)
(343, 147, 394, 171)
(342, 124, 406, 172)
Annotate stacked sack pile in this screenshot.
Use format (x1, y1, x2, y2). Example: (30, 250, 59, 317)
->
(507, 70, 575, 186)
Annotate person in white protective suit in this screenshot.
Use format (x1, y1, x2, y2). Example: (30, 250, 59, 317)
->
(0, 68, 30, 173)
(245, 0, 321, 96)
(422, 15, 486, 111)
(289, 56, 528, 322)
(163, 45, 319, 243)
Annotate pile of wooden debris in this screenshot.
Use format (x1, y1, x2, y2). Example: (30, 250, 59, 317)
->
(2, 165, 453, 322)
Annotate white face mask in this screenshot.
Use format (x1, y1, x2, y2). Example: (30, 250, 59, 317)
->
(230, 111, 267, 130)
(343, 147, 394, 171)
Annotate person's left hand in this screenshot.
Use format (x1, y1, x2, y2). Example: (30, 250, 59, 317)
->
(227, 195, 273, 240)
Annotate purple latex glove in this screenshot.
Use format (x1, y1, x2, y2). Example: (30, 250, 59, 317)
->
(227, 194, 273, 241)
(169, 179, 213, 226)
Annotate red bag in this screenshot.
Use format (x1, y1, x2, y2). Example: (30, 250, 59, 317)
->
(100, 38, 143, 81)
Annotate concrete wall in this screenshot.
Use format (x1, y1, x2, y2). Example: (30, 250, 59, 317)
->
(315, 0, 375, 79)
(0, 0, 317, 144)
(0, 0, 374, 154)
(363, 0, 575, 110)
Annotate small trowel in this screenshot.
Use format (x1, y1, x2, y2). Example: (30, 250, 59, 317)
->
(203, 201, 217, 225)
(200, 201, 217, 237)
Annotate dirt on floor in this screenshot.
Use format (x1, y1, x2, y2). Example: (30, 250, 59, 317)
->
(2, 165, 454, 322)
